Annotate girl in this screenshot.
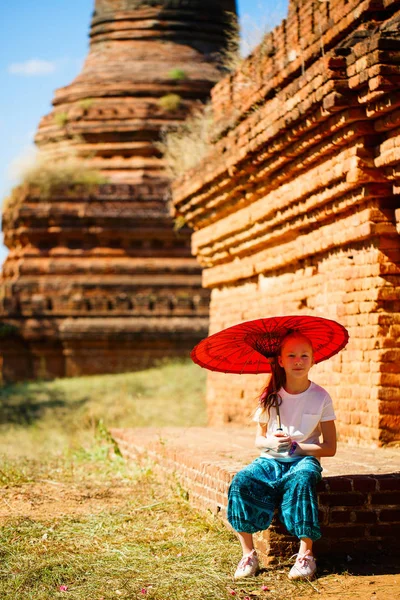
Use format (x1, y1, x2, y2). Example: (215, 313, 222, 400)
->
(227, 332, 337, 581)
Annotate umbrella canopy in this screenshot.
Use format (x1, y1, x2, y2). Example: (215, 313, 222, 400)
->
(190, 315, 349, 374)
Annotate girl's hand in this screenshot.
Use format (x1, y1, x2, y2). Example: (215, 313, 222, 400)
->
(264, 432, 292, 453)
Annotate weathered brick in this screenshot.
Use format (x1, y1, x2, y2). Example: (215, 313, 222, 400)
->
(320, 525, 366, 538)
(354, 511, 379, 523)
(352, 476, 378, 492)
(325, 477, 354, 492)
(114, 426, 400, 565)
(369, 523, 400, 536)
(370, 491, 400, 505)
(379, 508, 400, 521)
(377, 477, 400, 491)
(318, 493, 367, 507)
(330, 509, 356, 523)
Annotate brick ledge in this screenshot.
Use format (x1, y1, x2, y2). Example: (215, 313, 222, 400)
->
(112, 427, 400, 563)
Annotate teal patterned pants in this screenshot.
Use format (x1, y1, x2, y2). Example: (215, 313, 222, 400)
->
(227, 456, 322, 540)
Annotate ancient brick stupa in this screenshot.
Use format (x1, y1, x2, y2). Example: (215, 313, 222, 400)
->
(171, 0, 400, 446)
(0, 0, 237, 381)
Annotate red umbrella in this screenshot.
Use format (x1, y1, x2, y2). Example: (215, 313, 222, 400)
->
(190, 315, 349, 375)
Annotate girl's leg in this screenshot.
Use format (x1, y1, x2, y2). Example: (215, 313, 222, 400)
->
(289, 537, 316, 580)
(278, 457, 322, 543)
(234, 532, 259, 579)
(227, 458, 280, 579)
(237, 531, 254, 556)
(278, 458, 321, 580)
(227, 458, 279, 537)
(299, 537, 313, 555)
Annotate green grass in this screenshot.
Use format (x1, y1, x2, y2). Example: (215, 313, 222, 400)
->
(0, 359, 207, 465)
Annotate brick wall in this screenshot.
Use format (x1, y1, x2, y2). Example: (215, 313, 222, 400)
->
(171, 0, 400, 446)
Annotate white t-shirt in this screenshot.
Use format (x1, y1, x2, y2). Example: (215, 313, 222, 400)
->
(253, 381, 336, 462)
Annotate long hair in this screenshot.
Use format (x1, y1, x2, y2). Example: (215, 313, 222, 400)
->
(259, 358, 286, 416)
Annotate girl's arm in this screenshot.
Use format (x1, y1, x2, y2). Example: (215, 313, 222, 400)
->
(255, 422, 269, 449)
(294, 420, 337, 458)
(255, 422, 292, 453)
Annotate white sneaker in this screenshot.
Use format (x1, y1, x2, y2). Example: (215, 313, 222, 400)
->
(288, 550, 317, 580)
(234, 550, 259, 579)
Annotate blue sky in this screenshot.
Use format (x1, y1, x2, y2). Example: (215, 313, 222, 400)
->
(0, 0, 287, 265)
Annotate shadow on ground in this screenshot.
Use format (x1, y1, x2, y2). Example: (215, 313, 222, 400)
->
(0, 382, 88, 425)
(316, 553, 400, 577)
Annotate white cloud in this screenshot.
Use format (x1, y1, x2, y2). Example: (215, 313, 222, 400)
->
(8, 58, 57, 76)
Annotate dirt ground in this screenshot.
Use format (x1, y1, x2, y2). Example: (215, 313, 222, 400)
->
(0, 479, 137, 519)
(1, 481, 399, 600)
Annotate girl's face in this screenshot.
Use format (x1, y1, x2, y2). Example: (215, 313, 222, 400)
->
(278, 335, 314, 379)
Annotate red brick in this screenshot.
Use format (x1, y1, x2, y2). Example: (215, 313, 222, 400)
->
(369, 523, 400, 537)
(370, 492, 400, 505)
(379, 509, 400, 521)
(377, 477, 400, 491)
(0, 0, 220, 380)
(320, 525, 366, 538)
(330, 509, 355, 523)
(352, 476, 378, 492)
(325, 477, 354, 492)
(115, 427, 400, 564)
(318, 493, 367, 507)
(354, 511, 379, 523)
(317, 480, 331, 492)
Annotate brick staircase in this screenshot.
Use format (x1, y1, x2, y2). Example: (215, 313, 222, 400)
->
(112, 427, 400, 564)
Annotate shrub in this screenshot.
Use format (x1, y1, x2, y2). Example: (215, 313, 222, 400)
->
(2, 147, 108, 213)
(218, 11, 241, 72)
(54, 112, 69, 126)
(0, 323, 18, 338)
(158, 93, 182, 112)
(167, 68, 187, 81)
(78, 98, 94, 111)
(157, 103, 213, 178)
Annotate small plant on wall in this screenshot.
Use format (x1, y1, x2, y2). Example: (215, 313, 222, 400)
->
(2, 145, 108, 214)
(167, 68, 187, 81)
(79, 98, 94, 111)
(157, 103, 214, 178)
(158, 93, 182, 112)
(53, 112, 69, 127)
(218, 11, 241, 72)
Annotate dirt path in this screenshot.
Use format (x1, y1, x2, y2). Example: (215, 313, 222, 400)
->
(0, 479, 137, 519)
(1, 481, 399, 600)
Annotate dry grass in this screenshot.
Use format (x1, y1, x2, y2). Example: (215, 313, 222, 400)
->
(2, 145, 108, 214)
(158, 6, 286, 184)
(2, 468, 303, 600)
(218, 11, 241, 73)
(78, 98, 94, 111)
(1, 476, 236, 599)
(157, 103, 214, 179)
(53, 112, 69, 127)
(0, 360, 250, 600)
